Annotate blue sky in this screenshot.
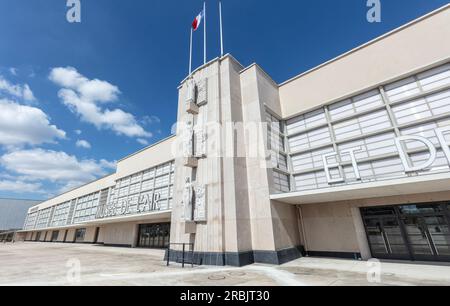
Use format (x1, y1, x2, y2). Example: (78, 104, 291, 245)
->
(0, 0, 448, 200)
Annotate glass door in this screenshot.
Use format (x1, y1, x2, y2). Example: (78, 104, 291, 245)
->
(137, 223, 170, 249)
(363, 203, 450, 262)
(402, 216, 435, 258)
(363, 212, 409, 260)
(402, 215, 450, 260)
(423, 215, 450, 257)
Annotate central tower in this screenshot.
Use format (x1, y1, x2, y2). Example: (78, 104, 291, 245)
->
(168, 55, 303, 266)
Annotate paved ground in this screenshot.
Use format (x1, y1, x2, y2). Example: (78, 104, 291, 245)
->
(1, 242, 450, 286)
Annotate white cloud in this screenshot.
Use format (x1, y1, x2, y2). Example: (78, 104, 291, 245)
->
(1, 149, 115, 185)
(137, 138, 149, 146)
(49, 67, 152, 141)
(76, 139, 91, 149)
(0, 75, 36, 102)
(9, 68, 18, 76)
(142, 115, 161, 125)
(0, 179, 43, 194)
(99, 159, 117, 169)
(74, 129, 82, 135)
(0, 99, 66, 147)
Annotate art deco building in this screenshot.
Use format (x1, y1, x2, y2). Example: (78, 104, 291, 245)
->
(18, 4, 450, 266)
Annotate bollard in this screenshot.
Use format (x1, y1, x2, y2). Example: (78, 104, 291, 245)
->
(182, 244, 186, 268)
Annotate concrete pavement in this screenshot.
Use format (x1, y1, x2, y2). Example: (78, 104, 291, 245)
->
(1, 242, 449, 286)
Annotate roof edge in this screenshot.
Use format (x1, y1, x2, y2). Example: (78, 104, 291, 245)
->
(117, 134, 176, 163)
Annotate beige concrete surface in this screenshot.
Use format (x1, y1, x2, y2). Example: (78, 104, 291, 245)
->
(1, 242, 450, 286)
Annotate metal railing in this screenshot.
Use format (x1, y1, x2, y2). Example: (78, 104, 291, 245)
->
(166, 243, 194, 268)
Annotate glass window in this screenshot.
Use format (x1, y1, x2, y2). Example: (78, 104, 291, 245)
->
(72, 192, 101, 223)
(286, 109, 327, 135)
(333, 110, 392, 141)
(338, 132, 397, 162)
(51, 201, 71, 227)
(361, 207, 396, 217)
(291, 146, 334, 173)
(399, 204, 443, 215)
(102, 161, 175, 217)
(385, 77, 421, 103)
(273, 171, 290, 193)
(280, 63, 450, 194)
(329, 90, 383, 121)
(289, 126, 331, 152)
(24, 212, 38, 230)
(294, 170, 335, 191)
(137, 223, 171, 249)
(35, 208, 52, 229)
(75, 228, 86, 242)
(418, 63, 450, 92)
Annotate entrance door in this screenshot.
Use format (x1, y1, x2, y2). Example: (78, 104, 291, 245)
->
(401, 215, 450, 261)
(137, 223, 170, 249)
(362, 203, 450, 262)
(362, 208, 410, 260)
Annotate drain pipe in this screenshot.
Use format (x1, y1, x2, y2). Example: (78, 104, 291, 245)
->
(297, 205, 309, 256)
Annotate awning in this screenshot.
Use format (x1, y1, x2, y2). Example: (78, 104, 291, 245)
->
(271, 172, 450, 205)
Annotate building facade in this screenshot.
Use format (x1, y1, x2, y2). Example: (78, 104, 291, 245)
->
(18, 5, 450, 266)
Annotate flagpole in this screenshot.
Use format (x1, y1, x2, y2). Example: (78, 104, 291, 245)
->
(219, 1, 224, 57)
(203, 1, 207, 65)
(189, 28, 193, 75)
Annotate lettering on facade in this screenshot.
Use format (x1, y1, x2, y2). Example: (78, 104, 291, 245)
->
(97, 192, 161, 219)
(323, 127, 450, 185)
(323, 148, 361, 184)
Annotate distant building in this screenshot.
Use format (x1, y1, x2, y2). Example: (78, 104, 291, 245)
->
(0, 199, 41, 231)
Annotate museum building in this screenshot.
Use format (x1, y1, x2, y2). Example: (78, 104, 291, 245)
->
(18, 5, 450, 266)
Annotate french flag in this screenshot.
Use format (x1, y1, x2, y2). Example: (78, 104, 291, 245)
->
(192, 10, 204, 31)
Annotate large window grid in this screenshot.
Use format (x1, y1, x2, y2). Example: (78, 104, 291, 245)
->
(24, 212, 38, 230)
(266, 111, 290, 192)
(35, 208, 52, 229)
(283, 62, 450, 193)
(105, 161, 175, 217)
(21, 161, 175, 229)
(72, 192, 100, 224)
(51, 201, 71, 227)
